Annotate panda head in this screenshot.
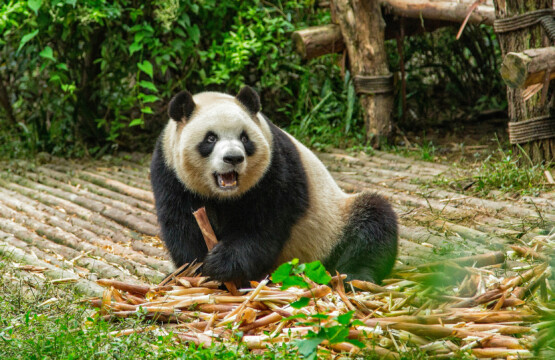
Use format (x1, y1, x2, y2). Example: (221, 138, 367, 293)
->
(163, 86, 273, 199)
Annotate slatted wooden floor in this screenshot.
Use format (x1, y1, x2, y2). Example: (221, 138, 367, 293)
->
(0, 151, 552, 296)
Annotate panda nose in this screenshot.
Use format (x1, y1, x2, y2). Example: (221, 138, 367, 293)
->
(223, 154, 245, 165)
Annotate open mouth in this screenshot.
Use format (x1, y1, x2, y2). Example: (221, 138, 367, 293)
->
(214, 171, 238, 190)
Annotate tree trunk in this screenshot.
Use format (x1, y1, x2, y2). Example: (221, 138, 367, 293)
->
(332, 0, 393, 147)
(493, 1, 555, 163)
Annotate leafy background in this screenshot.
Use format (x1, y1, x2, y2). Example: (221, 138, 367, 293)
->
(0, 0, 505, 158)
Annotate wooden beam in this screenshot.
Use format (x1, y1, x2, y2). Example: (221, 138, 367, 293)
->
(292, 1, 494, 60)
(292, 24, 344, 60)
(383, 0, 494, 26)
(501, 47, 555, 89)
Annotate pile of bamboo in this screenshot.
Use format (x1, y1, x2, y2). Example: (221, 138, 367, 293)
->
(90, 247, 551, 358)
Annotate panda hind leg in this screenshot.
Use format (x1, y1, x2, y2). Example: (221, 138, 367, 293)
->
(323, 193, 398, 284)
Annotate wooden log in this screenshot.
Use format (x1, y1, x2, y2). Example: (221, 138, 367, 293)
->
(292, 24, 344, 60)
(293, 1, 494, 60)
(332, 0, 393, 146)
(501, 47, 555, 88)
(382, 0, 495, 26)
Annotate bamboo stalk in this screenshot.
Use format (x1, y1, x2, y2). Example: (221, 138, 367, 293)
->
(193, 207, 240, 296)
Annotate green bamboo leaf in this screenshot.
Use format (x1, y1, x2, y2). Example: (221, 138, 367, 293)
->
(140, 106, 153, 114)
(17, 30, 39, 53)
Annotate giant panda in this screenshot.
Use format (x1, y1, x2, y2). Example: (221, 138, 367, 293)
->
(150, 86, 398, 285)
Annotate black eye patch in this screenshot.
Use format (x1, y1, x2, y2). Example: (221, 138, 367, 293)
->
(197, 131, 218, 158)
(240, 131, 256, 156)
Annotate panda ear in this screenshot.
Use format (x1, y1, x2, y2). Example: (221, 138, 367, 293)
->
(168, 91, 196, 122)
(236, 86, 261, 114)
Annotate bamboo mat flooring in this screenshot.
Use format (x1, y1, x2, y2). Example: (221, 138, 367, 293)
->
(0, 150, 552, 296)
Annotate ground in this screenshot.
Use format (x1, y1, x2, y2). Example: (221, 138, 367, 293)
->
(0, 126, 553, 358)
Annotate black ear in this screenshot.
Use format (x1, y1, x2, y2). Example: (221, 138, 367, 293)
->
(168, 91, 196, 122)
(236, 86, 261, 114)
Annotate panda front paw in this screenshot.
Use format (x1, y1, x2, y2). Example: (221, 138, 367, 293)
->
(202, 242, 246, 282)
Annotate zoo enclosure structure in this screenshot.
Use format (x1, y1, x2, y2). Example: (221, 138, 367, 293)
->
(293, 0, 555, 162)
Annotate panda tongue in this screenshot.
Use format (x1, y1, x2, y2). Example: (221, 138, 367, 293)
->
(220, 172, 237, 187)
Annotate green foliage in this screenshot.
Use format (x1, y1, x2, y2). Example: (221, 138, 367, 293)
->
(0, 0, 362, 158)
(271, 258, 331, 290)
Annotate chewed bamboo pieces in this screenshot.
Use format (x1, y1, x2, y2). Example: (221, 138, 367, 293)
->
(88, 208, 552, 358)
(90, 252, 551, 358)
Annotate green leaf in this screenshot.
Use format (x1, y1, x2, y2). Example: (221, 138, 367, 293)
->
(129, 118, 143, 127)
(137, 60, 153, 78)
(39, 46, 56, 62)
(281, 275, 309, 290)
(283, 314, 307, 321)
(17, 30, 39, 53)
(290, 297, 310, 309)
(323, 325, 349, 344)
(56, 63, 68, 71)
(129, 42, 142, 55)
(139, 80, 157, 92)
(140, 106, 153, 114)
(271, 262, 293, 283)
(28, 0, 42, 14)
(344, 338, 365, 348)
(304, 261, 331, 285)
(139, 94, 159, 103)
(311, 313, 329, 320)
(187, 24, 200, 44)
(295, 337, 323, 360)
(336, 311, 354, 325)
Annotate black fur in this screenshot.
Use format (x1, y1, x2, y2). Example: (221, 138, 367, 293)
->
(150, 121, 309, 284)
(236, 86, 261, 114)
(241, 131, 256, 156)
(197, 131, 218, 158)
(323, 193, 398, 283)
(169, 91, 196, 121)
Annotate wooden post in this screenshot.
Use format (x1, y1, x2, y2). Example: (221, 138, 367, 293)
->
(493, 1, 555, 163)
(331, 0, 393, 147)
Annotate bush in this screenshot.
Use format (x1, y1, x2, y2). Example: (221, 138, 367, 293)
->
(0, 0, 361, 157)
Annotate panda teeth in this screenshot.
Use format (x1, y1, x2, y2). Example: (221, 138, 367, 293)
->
(215, 172, 238, 189)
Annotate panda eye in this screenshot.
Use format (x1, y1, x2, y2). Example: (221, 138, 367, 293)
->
(240, 134, 249, 143)
(206, 133, 217, 143)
